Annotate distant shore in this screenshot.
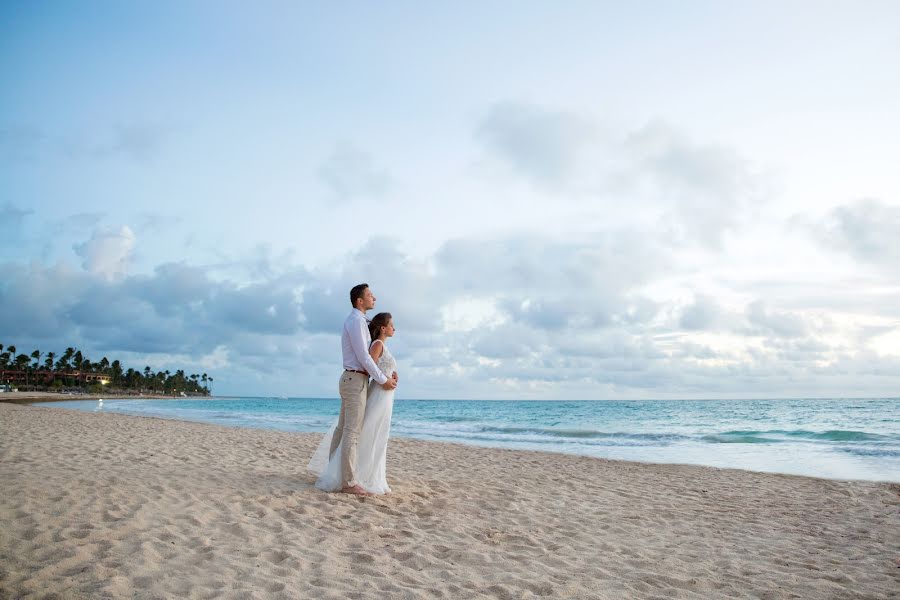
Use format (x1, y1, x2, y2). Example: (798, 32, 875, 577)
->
(0, 391, 195, 404)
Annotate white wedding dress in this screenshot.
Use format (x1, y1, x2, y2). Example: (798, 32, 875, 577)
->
(307, 340, 396, 494)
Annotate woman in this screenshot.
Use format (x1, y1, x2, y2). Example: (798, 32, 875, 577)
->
(308, 312, 397, 494)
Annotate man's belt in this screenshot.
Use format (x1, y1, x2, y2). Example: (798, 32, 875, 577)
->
(344, 369, 368, 376)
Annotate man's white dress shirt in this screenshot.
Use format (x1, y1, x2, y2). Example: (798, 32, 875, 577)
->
(342, 308, 389, 384)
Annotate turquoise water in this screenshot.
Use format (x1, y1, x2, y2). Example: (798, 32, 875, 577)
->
(41, 397, 900, 482)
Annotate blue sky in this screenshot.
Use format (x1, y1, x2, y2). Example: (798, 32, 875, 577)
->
(2, 1, 899, 398)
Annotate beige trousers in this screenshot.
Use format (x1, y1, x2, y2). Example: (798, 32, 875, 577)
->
(331, 371, 370, 488)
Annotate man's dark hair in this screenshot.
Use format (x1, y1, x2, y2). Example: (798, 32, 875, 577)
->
(350, 283, 369, 307)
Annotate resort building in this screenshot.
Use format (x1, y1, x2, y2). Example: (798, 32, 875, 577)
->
(0, 370, 111, 386)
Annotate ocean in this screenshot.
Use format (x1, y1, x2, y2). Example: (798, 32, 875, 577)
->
(40, 397, 900, 482)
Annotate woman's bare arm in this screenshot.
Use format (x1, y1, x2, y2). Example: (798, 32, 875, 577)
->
(369, 339, 384, 361)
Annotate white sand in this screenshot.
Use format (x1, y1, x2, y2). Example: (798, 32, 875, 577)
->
(1, 402, 897, 599)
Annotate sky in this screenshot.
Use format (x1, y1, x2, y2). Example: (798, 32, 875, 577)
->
(2, 1, 899, 399)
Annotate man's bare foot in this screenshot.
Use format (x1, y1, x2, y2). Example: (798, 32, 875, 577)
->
(340, 485, 372, 496)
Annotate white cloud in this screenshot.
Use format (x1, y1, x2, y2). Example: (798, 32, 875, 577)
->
(441, 297, 505, 333)
(870, 328, 900, 358)
(475, 102, 596, 186)
(745, 300, 809, 338)
(620, 121, 759, 246)
(5, 220, 900, 398)
(198, 345, 230, 370)
(679, 295, 723, 331)
(73, 226, 136, 280)
(811, 198, 900, 273)
(473, 103, 765, 248)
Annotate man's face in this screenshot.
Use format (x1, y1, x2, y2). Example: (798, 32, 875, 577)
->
(360, 288, 376, 310)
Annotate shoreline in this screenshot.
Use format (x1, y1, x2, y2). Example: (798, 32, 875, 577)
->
(1, 402, 898, 599)
(0, 391, 205, 405)
(30, 401, 857, 484)
(22, 395, 899, 484)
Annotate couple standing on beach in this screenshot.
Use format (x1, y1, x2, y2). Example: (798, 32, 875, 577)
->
(307, 283, 399, 496)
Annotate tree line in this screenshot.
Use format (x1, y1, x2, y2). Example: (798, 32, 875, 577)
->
(0, 342, 212, 396)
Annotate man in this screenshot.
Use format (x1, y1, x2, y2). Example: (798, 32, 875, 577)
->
(331, 283, 398, 496)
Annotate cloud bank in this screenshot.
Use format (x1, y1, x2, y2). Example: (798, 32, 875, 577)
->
(3, 201, 898, 399)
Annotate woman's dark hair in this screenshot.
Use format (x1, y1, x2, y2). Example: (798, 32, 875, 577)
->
(368, 312, 392, 340)
(349, 283, 369, 307)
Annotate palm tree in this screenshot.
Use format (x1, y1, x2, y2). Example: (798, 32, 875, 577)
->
(31, 350, 42, 387)
(6, 345, 18, 385)
(0, 352, 9, 387)
(111, 360, 123, 387)
(56, 348, 74, 385)
(42, 351, 57, 387)
(15, 354, 30, 386)
(56, 347, 75, 373)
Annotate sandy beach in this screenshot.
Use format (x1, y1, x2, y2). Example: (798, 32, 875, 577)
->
(0, 403, 897, 599)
